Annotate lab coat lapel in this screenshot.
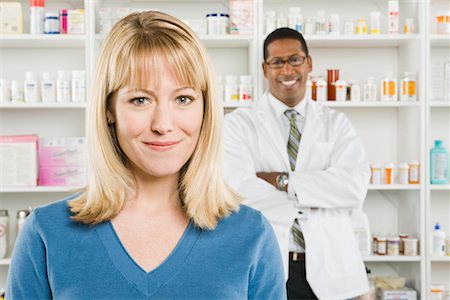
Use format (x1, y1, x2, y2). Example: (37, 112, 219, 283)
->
(296, 99, 324, 171)
(256, 93, 290, 170)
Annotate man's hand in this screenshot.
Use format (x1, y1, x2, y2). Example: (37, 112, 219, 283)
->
(256, 172, 287, 191)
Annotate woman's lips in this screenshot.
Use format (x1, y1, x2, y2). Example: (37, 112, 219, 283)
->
(144, 140, 181, 151)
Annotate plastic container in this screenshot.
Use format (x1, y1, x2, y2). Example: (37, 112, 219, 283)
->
(350, 81, 361, 101)
(44, 12, 59, 34)
(363, 77, 377, 101)
(371, 163, 382, 184)
(41, 72, 56, 102)
(224, 75, 239, 102)
(401, 71, 417, 101)
(433, 222, 446, 256)
(356, 18, 368, 34)
(315, 11, 326, 35)
(409, 160, 420, 184)
(404, 18, 415, 34)
(288, 7, 303, 33)
(436, 13, 450, 35)
(59, 9, 68, 34)
(377, 236, 387, 255)
(404, 237, 418, 256)
(327, 69, 339, 100)
(387, 236, 400, 255)
(0, 79, 11, 103)
(398, 163, 409, 184)
(351, 210, 371, 256)
(384, 163, 395, 184)
(30, 0, 45, 34)
(335, 80, 347, 101)
(430, 284, 444, 300)
(316, 77, 327, 102)
(343, 20, 354, 35)
(71, 70, 86, 102)
(388, 0, 399, 34)
(370, 11, 381, 34)
(328, 14, 340, 35)
(381, 72, 397, 101)
(399, 233, 409, 254)
(430, 140, 449, 184)
(56, 70, 71, 102)
(11, 80, 24, 102)
(239, 75, 252, 102)
(24, 71, 39, 103)
(0, 209, 8, 259)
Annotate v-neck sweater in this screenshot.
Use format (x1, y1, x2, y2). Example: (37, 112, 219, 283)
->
(7, 196, 286, 299)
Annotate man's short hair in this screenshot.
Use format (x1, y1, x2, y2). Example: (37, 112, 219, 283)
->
(263, 28, 309, 61)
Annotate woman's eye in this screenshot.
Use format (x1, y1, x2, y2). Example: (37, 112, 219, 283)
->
(131, 97, 149, 105)
(176, 96, 193, 105)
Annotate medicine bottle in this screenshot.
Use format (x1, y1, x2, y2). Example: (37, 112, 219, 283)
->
(403, 238, 418, 256)
(24, 71, 39, 103)
(381, 72, 397, 101)
(363, 77, 377, 101)
(327, 69, 339, 100)
(377, 236, 387, 255)
(430, 284, 444, 300)
(56, 70, 71, 102)
(398, 163, 409, 184)
(388, 0, 399, 34)
(72, 70, 86, 103)
(315, 11, 326, 35)
(372, 232, 380, 254)
(343, 20, 354, 35)
(206, 13, 219, 35)
(384, 163, 395, 184)
(356, 18, 367, 34)
(350, 81, 361, 101)
(335, 80, 347, 101)
(328, 14, 340, 35)
(370, 11, 381, 34)
(225, 75, 239, 102)
(288, 7, 302, 32)
(0, 209, 8, 259)
(0, 79, 10, 103)
(399, 233, 409, 254)
(404, 18, 415, 34)
(59, 9, 68, 34)
(370, 163, 382, 184)
(387, 236, 400, 255)
(44, 12, 59, 34)
(239, 75, 252, 102)
(30, 0, 45, 34)
(11, 80, 24, 102)
(316, 77, 327, 102)
(400, 71, 417, 101)
(409, 160, 420, 184)
(41, 72, 56, 102)
(305, 79, 312, 100)
(304, 17, 315, 35)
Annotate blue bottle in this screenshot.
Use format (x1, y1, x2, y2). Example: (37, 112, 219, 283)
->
(430, 140, 449, 184)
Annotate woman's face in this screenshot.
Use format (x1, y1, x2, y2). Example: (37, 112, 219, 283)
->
(109, 62, 204, 181)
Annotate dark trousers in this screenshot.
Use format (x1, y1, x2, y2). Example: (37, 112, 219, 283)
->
(286, 259, 318, 300)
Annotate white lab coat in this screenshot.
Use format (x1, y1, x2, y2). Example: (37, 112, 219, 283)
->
(223, 92, 370, 300)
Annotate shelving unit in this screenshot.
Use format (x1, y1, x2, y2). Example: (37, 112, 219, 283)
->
(0, 0, 448, 296)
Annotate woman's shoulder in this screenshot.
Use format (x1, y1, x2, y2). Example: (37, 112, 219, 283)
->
(220, 204, 273, 237)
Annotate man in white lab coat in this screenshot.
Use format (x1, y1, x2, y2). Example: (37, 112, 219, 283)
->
(223, 28, 371, 299)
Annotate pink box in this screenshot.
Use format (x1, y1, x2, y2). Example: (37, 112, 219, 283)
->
(0, 135, 38, 187)
(39, 137, 86, 167)
(38, 165, 87, 186)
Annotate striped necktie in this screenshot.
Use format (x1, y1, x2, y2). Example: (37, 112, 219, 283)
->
(284, 109, 301, 172)
(284, 109, 305, 250)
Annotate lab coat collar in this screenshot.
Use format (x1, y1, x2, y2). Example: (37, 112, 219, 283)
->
(256, 92, 325, 172)
(268, 92, 307, 120)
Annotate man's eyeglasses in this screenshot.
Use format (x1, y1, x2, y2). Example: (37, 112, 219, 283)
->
(265, 55, 307, 69)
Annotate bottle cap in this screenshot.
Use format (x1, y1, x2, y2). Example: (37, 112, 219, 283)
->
(435, 140, 443, 147)
(30, 0, 45, 7)
(435, 222, 441, 230)
(17, 210, 30, 219)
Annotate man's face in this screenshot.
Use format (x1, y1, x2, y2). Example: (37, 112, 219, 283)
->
(263, 38, 312, 107)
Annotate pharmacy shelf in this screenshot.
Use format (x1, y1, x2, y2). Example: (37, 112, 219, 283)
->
(95, 34, 253, 48)
(0, 103, 86, 109)
(430, 256, 450, 262)
(0, 259, 11, 266)
(430, 34, 450, 47)
(362, 255, 421, 262)
(0, 34, 86, 48)
(430, 185, 450, 191)
(323, 101, 420, 108)
(369, 184, 421, 190)
(430, 101, 450, 107)
(282, 34, 420, 48)
(0, 186, 82, 193)
(223, 101, 253, 108)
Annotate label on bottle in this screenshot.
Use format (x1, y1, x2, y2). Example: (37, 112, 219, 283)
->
(432, 153, 448, 180)
(383, 81, 396, 97)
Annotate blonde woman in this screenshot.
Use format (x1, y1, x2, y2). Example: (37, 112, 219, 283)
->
(6, 11, 285, 299)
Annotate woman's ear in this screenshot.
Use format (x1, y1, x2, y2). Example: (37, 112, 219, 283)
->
(107, 111, 115, 124)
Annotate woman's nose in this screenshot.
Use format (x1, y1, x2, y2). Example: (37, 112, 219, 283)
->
(151, 103, 173, 134)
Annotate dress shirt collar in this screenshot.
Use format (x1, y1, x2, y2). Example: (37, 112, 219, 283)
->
(268, 92, 307, 120)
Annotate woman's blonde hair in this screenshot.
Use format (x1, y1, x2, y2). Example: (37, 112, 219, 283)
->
(70, 11, 241, 229)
